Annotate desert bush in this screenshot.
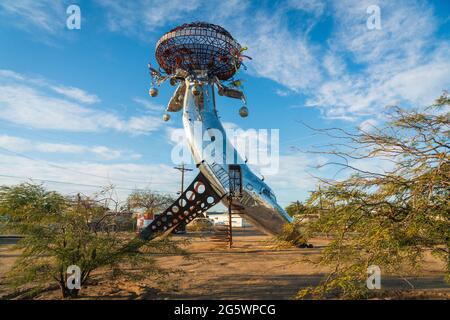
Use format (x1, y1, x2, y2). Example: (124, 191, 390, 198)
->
(187, 218, 214, 232)
(272, 222, 310, 248)
(285, 201, 306, 218)
(298, 93, 450, 299)
(0, 184, 186, 298)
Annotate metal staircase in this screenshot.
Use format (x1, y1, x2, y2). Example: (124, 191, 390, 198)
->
(209, 162, 230, 191)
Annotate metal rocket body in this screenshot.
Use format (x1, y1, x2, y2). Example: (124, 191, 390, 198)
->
(181, 78, 293, 235)
(146, 22, 293, 238)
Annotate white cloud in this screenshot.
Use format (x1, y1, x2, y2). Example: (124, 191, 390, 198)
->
(275, 89, 290, 97)
(322, 53, 346, 77)
(286, 0, 325, 17)
(307, 45, 450, 120)
(34, 142, 86, 154)
(97, 0, 201, 38)
(95, 0, 448, 118)
(223, 1, 325, 92)
(305, 0, 450, 120)
(348, 157, 396, 176)
(0, 69, 25, 81)
(377, 51, 450, 106)
(95, 0, 324, 92)
(263, 154, 318, 190)
(0, 0, 66, 34)
(0, 135, 30, 152)
(232, 11, 322, 92)
(0, 70, 164, 135)
(133, 97, 163, 111)
(3, 0, 448, 125)
(0, 154, 185, 201)
(260, 153, 329, 205)
(331, 0, 436, 65)
(89, 146, 121, 161)
(0, 134, 142, 161)
(166, 126, 185, 144)
(51, 85, 100, 104)
(358, 119, 379, 132)
(261, 151, 396, 205)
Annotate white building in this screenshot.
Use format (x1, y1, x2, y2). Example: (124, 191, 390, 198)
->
(206, 211, 252, 228)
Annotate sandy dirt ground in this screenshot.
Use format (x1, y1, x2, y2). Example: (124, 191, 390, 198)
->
(0, 228, 449, 300)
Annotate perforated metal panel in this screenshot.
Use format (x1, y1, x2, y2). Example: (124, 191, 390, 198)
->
(139, 172, 223, 240)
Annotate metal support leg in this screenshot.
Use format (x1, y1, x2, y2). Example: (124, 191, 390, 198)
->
(140, 172, 222, 241)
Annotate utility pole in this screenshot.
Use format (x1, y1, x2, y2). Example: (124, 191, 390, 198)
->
(173, 163, 193, 233)
(174, 163, 193, 195)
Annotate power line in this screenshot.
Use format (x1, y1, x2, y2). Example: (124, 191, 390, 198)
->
(0, 146, 183, 186)
(0, 144, 306, 197)
(0, 174, 177, 194)
(0, 146, 150, 184)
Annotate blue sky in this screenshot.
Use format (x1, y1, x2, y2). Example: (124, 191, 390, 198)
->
(0, 0, 449, 207)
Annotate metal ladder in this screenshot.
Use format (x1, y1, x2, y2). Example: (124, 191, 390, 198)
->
(209, 162, 230, 191)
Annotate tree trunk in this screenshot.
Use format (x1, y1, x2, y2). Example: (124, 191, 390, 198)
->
(59, 282, 80, 299)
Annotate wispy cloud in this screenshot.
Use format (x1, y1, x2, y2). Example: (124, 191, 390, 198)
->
(229, 5, 323, 92)
(8, 0, 448, 121)
(0, 0, 66, 34)
(0, 153, 186, 200)
(274, 89, 290, 97)
(0, 69, 164, 135)
(358, 119, 379, 133)
(95, 0, 323, 91)
(133, 97, 163, 112)
(2, 0, 448, 124)
(331, 0, 436, 65)
(286, 0, 325, 17)
(51, 85, 101, 104)
(305, 0, 450, 120)
(0, 134, 142, 160)
(96, 0, 201, 38)
(261, 153, 329, 205)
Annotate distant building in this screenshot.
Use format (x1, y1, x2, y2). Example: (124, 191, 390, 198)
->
(205, 211, 252, 228)
(135, 210, 154, 232)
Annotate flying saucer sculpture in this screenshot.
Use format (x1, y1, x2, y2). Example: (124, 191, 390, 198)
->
(155, 22, 241, 81)
(140, 22, 292, 240)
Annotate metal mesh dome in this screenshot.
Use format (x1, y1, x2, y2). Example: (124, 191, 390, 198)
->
(155, 22, 242, 80)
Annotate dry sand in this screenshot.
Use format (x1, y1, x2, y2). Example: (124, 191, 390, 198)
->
(0, 228, 449, 299)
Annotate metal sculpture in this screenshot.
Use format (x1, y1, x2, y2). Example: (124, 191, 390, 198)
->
(141, 22, 292, 240)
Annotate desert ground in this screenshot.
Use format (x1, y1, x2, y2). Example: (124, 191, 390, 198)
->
(0, 228, 449, 300)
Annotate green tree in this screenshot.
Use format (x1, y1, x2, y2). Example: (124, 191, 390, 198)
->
(0, 184, 184, 298)
(285, 201, 306, 218)
(126, 189, 175, 216)
(298, 93, 450, 299)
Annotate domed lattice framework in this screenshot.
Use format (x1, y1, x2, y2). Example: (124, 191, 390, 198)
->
(155, 22, 242, 80)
